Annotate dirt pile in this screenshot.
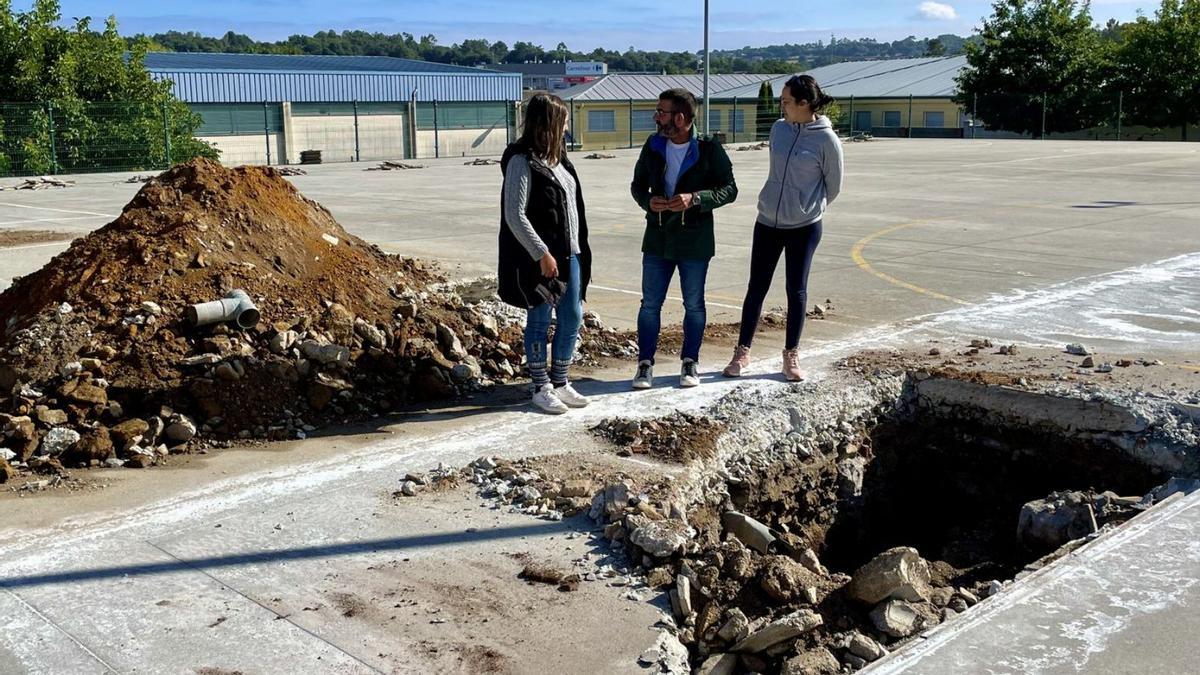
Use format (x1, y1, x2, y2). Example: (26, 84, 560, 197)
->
(0, 159, 542, 481)
(592, 412, 724, 463)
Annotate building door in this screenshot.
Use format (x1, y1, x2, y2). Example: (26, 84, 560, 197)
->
(854, 111, 872, 132)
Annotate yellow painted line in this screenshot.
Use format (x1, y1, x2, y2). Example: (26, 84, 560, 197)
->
(850, 220, 969, 305)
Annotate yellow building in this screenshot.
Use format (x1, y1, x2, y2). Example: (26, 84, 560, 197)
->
(559, 56, 970, 150)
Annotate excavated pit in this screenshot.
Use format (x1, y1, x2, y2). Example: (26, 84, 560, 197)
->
(657, 372, 1196, 674)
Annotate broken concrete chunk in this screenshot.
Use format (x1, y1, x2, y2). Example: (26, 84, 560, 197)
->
(870, 599, 938, 638)
(848, 632, 889, 661)
(40, 427, 82, 456)
(1065, 343, 1092, 356)
(629, 518, 692, 558)
(695, 653, 738, 675)
(731, 609, 823, 653)
(846, 546, 933, 605)
(1017, 491, 1099, 552)
(781, 647, 840, 675)
(164, 415, 197, 443)
(717, 608, 751, 643)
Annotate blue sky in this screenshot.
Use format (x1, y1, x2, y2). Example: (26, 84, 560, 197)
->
(33, 1, 1156, 50)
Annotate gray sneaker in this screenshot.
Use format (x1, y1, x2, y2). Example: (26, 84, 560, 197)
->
(680, 358, 700, 387)
(632, 360, 653, 389)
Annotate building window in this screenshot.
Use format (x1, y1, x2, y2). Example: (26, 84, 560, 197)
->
(708, 109, 722, 131)
(854, 110, 872, 131)
(883, 111, 902, 127)
(924, 111, 945, 127)
(733, 109, 746, 133)
(588, 109, 616, 132)
(632, 109, 656, 131)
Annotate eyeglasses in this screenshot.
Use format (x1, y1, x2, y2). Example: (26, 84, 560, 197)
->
(654, 108, 677, 117)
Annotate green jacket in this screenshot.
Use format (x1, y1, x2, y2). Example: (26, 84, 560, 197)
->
(630, 133, 738, 260)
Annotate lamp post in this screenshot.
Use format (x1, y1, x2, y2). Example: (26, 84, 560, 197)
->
(702, 0, 709, 137)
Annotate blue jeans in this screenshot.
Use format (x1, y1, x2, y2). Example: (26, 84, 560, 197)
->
(637, 252, 710, 364)
(525, 255, 583, 385)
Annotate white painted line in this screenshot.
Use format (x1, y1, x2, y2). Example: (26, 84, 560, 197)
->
(0, 202, 116, 217)
(959, 149, 1116, 169)
(0, 241, 73, 251)
(0, 214, 101, 227)
(591, 283, 743, 311)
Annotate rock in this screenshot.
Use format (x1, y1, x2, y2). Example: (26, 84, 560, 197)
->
(164, 415, 197, 443)
(796, 548, 827, 576)
(355, 322, 387, 350)
(5, 418, 39, 461)
(1095, 362, 1113, 373)
(589, 481, 631, 521)
(760, 555, 822, 603)
(28, 456, 66, 475)
(848, 632, 888, 661)
(180, 353, 222, 366)
(629, 518, 691, 557)
(843, 654, 869, 670)
(449, 363, 476, 384)
(560, 479, 594, 498)
(781, 647, 841, 675)
(400, 480, 419, 496)
(269, 330, 299, 354)
(1066, 343, 1092, 356)
(436, 323, 468, 361)
(0, 461, 17, 483)
(695, 653, 738, 675)
(1081, 356, 1095, 368)
(41, 427, 81, 456)
(70, 428, 113, 462)
(928, 586, 954, 608)
(214, 362, 241, 381)
(846, 546, 933, 605)
(36, 408, 69, 426)
(870, 599, 938, 638)
(837, 456, 866, 497)
(1018, 491, 1098, 552)
(64, 381, 108, 406)
(646, 567, 674, 589)
(125, 453, 154, 468)
(396, 301, 418, 319)
(732, 609, 823, 653)
(478, 315, 499, 339)
(675, 574, 693, 618)
(300, 341, 350, 366)
(721, 511, 776, 554)
(717, 608, 751, 642)
(60, 361, 83, 378)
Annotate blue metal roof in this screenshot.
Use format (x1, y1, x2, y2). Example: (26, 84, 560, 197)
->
(719, 56, 967, 100)
(144, 52, 493, 74)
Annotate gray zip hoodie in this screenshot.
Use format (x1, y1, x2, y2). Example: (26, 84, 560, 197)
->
(755, 116, 844, 228)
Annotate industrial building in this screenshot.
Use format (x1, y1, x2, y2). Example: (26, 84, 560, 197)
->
(145, 53, 523, 164)
(721, 56, 969, 138)
(492, 61, 607, 92)
(558, 56, 971, 150)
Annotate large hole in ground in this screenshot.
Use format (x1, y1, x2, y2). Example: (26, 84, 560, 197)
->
(683, 380, 1176, 673)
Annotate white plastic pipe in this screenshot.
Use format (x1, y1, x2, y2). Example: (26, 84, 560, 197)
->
(186, 289, 260, 329)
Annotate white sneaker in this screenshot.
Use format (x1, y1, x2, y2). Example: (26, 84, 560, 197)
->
(680, 358, 700, 387)
(554, 383, 589, 408)
(632, 360, 653, 389)
(531, 383, 569, 414)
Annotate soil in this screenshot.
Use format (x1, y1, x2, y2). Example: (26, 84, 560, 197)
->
(591, 412, 725, 464)
(0, 230, 74, 248)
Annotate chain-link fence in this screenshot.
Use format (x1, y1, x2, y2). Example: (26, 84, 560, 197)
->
(563, 98, 781, 152)
(0, 100, 519, 177)
(0, 101, 190, 177)
(963, 91, 1197, 142)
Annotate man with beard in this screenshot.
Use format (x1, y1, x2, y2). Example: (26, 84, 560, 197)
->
(629, 88, 738, 389)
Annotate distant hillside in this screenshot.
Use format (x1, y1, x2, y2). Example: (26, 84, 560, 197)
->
(140, 30, 975, 75)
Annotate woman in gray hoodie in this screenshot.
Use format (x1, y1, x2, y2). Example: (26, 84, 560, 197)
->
(723, 75, 844, 381)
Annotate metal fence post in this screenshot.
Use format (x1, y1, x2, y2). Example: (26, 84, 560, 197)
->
(47, 101, 60, 174)
(849, 95, 855, 134)
(629, 98, 634, 148)
(353, 100, 361, 162)
(162, 101, 172, 167)
(1041, 93, 1047, 140)
(1116, 91, 1123, 141)
(732, 97, 738, 143)
(263, 102, 272, 165)
(907, 94, 913, 138)
(972, 93, 978, 139)
(432, 99, 440, 159)
(569, 103, 576, 151)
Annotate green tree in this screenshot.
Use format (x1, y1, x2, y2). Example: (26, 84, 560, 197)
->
(1116, 0, 1200, 140)
(0, 0, 216, 176)
(756, 81, 777, 139)
(955, 0, 1111, 137)
(924, 38, 947, 56)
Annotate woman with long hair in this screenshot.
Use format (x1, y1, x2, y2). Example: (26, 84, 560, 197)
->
(723, 75, 844, 381)
(497, 93, 593, 413)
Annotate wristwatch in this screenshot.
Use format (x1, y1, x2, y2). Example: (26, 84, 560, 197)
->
(690, 193, 701, 208)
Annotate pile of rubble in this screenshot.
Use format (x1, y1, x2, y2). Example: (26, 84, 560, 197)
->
(0, 176, 74, 191)
(0, 159, 625, 484)
(592, 412, 724, 463)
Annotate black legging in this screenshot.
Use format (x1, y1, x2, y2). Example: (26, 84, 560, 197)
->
(737, 220, 823, 349)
